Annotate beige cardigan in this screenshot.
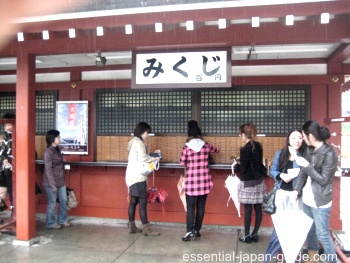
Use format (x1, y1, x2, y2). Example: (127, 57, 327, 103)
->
(125, 137, 156, 188)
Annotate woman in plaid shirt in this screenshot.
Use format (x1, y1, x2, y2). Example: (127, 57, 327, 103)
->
(180, 120, 220, 241)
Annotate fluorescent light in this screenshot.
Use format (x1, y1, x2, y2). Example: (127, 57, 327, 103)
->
(69, 28, 76, 38)
(42, 30, 49, 40)
(155, 22, 162, 32)
(252, 17, 260, 27)
(125, 24, 132, 34)
(321, 13, 329, 24)
(17, 32, 24, 42)
(186, 20, 194, 30)
(96, 26, 104, 36)
(286, 15, 294, 26)
(218, 18, 227, 29)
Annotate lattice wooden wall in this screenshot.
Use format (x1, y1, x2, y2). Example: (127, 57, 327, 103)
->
(95, 136, 285, 164)
(36, 135, 285, 164)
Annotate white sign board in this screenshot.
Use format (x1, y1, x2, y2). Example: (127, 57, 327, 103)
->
(132, 49, 231, 88)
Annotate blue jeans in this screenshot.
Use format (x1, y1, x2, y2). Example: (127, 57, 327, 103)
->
(303, 203, 337, 263)
(44, 186, 68, 228)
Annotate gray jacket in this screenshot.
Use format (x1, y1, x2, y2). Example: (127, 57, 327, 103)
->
(294, 143, 338, 207)
(43, 146, 65, 191)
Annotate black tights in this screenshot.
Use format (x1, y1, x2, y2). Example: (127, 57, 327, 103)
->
(243, 203, 262, 236)
(128, 196, 148, 225)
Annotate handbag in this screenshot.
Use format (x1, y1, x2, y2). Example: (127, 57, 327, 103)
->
(262, 181, 279, 215)
(140, 160, 159, 176)
(67, 187, 78, 210)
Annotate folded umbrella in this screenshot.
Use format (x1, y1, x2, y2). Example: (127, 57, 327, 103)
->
(177, 175, 187, 212)
(224, 164, 241, 217)
(271, 208, 313, 263)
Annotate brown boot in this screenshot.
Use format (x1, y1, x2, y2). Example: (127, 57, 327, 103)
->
(304, 250, 319, 263)
(127, 221, 142, 234)
(142, 223, 160, 236)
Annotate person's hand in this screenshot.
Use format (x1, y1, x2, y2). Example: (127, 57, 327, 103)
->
(295, 156, 309, 167)
(232, 159, 237, 167)
(279, 173, 292, 183)
(288, 190, 299, 200)
(154, 149, 161, 153)
(155, 157, 160, 162)
(127, 195, 130, 203)
(288, 146, 298, 160)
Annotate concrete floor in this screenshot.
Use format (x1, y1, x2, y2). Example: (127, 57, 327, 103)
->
(0, 213, 276, 263)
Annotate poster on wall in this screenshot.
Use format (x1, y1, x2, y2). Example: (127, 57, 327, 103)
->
(56, 101, 88, 155)
(341, 122, 350, 168)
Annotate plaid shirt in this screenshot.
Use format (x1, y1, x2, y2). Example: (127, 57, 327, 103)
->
(180, 140, 219, 196)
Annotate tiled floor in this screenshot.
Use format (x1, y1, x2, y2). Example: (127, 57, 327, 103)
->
(0, 213, 275, 263)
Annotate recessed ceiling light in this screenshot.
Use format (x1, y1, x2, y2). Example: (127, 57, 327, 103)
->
(320, 13, 329, 24)
(17, 32, 24, 42)
(125, 24, 132, 34)
(218, 18, 227, 29)
(96, 26, 104, 36)
(252, 17, 260, 27)
(186, 20, 194, 30)
(42, 30, 49, 40)
(285, 15, 294, 26)
(69, 28, 76, 38)
(155, 22, 162, 33)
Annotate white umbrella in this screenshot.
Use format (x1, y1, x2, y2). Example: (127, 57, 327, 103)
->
(225, 164, 241, 217)
(271, 207, 313, 263)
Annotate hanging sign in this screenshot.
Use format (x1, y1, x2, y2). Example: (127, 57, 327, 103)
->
(132, 48, 231, 88)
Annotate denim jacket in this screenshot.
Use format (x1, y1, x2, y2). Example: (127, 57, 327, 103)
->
(270, 150, 302, 189)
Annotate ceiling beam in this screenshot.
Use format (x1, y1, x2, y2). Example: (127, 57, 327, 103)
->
(15, 1, 350, 33)
(327, 43, 350, 74)
(1, 17, 349, 57)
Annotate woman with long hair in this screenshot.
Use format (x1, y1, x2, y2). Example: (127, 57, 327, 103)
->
(233, 123, 266, 243)
(265, 128, 306, 262)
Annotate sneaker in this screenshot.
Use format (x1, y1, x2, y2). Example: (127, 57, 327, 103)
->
(61, 222, 71, 227)
(195, 230, 201, 237)
(239, 235, 251, 243)
(250, 234, 259, 242)
(47, 224, 62, 229)
(182, 231, 195, 241)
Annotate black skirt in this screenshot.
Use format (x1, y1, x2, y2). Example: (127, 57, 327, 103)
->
(129, 181, 147, 199)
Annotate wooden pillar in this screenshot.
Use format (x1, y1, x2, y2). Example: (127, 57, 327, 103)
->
(15, 51, 36, 242)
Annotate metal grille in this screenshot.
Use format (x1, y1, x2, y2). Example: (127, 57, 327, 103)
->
(201, 87, 309, 135)
(0, 92, 16, 133)
(35, 91, 57, 134)
(96, 90, 192, 134)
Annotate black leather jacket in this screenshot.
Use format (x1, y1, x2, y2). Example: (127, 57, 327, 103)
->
(294, 143, 338, 207)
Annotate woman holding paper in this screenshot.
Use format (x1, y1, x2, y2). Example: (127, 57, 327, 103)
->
(264, 128, 306, 262)
(270, 128, 306, 210)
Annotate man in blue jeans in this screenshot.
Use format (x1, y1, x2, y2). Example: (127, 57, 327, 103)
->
(291, 121, 338, 263)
